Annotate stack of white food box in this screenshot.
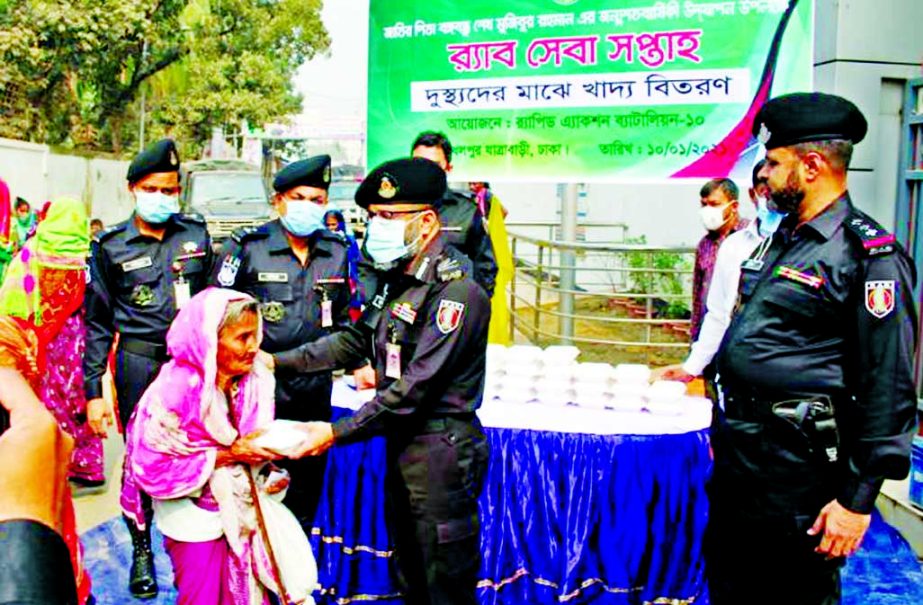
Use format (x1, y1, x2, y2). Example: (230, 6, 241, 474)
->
(483, 344, 689, 415)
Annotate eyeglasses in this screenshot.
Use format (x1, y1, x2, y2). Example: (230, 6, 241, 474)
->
(367, 209, 423, 220)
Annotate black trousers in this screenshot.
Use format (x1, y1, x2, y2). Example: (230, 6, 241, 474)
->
(114, 347, 166, 525)
(707, 407, 843, 605)
(385, 416, 490, 605)
(705, 510, 843, 605)
(113, 348, 166, 431)
(274, 373, 333, 530)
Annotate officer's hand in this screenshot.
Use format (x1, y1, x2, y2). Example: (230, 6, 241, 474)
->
(651, 364, 695, 383)
(86, 397, 114, 438)
(229, 429, 283, 466)
(290, 422, 334, 458)
(808, 499, 871, 559)
(352, 364, 376, 390)
(256, 350, 275, 372)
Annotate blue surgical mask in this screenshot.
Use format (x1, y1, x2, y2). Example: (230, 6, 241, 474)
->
(280, 201, 326, 237)
(364, 216, 409, 264)
(756, 196, 786, 237)
(135, 191, 179, 224)
(364, 215, 427, 265)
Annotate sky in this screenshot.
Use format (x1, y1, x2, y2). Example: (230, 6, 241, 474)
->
(293, 0, 370, 136)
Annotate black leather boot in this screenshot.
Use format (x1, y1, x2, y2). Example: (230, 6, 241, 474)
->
(124, 515, 158, 599)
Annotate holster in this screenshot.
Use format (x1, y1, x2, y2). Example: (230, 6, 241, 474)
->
(771, 397, 840, 463)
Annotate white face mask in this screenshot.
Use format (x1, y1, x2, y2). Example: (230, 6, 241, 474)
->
(700, 203, 730, 231)
(364, 213, 426, 265)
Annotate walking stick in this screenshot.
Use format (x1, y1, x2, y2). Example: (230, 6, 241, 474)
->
(226, 388, 295, 605)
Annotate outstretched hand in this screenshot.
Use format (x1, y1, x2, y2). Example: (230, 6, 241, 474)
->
(256, 350, 275, 372)
(289, 422, 335, 458)
(222, 429, 283, 466)
(651, 364, 695, 383)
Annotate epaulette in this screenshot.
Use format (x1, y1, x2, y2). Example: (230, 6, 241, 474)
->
(436, 254, 467, 282)
(444, 188, 474, 204)
(96, 221, 128, 243)
(315, 230, 347, 247)
(844, 209, 897, 257)
(230, 225, 268, 244)
(176, 212, 206, 225)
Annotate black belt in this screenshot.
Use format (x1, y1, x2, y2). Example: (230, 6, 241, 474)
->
(120, 338, 169, 361)
(718, 386, 840, 464)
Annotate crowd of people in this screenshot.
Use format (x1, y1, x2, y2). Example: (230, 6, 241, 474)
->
(0, 92, 918, 605)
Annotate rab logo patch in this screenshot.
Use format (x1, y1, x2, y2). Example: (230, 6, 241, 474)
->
(865, 280, 895, 318)
(436, 300, 465, 334)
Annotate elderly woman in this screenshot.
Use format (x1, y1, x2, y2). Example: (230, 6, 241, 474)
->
(122, 287, 316, 605)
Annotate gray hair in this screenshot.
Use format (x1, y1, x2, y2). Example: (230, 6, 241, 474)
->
(792, 139, 854, 172)
(218, 298, 259, 333)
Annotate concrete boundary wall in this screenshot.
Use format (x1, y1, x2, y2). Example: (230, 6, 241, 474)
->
(0, 137, 134, 227)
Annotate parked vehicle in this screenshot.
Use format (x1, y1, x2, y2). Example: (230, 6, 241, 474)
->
(180, 160, 272, 246)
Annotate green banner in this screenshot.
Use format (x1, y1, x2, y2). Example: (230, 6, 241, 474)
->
(367, 0, 813, 182)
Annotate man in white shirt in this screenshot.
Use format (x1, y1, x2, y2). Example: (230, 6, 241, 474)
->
(655, 160, 782, 382)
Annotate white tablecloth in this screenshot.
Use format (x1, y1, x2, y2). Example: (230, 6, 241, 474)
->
(331, 380, 712, 436)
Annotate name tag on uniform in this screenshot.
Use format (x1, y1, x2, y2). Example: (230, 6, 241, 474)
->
(257, 272, 289, 283)
(316, 277, 346, 285)
(386, 343, 402, 379)
(174, 279, 191, 310)
(122, 256, 153, 272)
(441, 226, 462, 232)
(321, 300, 333, 328)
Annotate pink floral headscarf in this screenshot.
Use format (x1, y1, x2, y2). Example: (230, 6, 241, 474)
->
(122, 287, 292, 602)
(121, 287, 275, 521)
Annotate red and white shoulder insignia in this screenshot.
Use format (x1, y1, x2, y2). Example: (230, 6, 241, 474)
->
(436, 299, 465, 334)
(865, 280, 895, 318)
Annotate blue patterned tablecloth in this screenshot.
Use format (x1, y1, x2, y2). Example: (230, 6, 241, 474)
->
(311, 407, 712, 605)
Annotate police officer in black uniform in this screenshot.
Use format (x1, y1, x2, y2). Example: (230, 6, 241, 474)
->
(411, 131, 497, 296)
(269, 157, 491, 605)
(84, 138, 213, 599)
(708, 93, 919, 605)
(210, 154, 354, 528)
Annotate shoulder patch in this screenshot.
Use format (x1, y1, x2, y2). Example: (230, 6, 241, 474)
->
(216, 255, 242, 287)
(230, 225, 268, 244)
(844, 210, 896, 257)
(436, 299, 465, 334)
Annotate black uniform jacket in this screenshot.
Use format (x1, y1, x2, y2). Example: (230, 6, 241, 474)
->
(717, 194, 919, 513)
(84, 213, 213, 399)
(275, 237, 491, 443)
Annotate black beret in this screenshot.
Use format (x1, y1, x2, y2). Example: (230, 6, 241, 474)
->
(272, 155, 332, 192)
(355, 158, 447, 209)
(753, 92, 868, 150)
(127, 139, 180, 183)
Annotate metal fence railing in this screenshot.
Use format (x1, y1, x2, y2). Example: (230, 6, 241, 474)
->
(506, 226, 695, 366)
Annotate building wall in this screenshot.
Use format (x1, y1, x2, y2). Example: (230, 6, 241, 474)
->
(0, 138, 133, 228)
